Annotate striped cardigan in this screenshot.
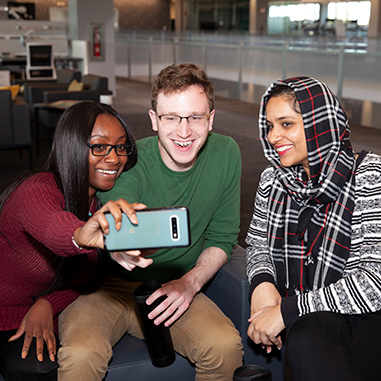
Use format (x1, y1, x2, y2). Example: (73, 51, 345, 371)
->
(246, 151, 381, 326)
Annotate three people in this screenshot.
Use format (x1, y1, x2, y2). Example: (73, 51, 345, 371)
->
(246, 76, 381, 380)
(3, 70, 379, 381)
(0, 101, 144, 380)
(57, 63, 243, 381)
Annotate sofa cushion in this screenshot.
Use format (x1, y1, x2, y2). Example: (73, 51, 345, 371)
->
(106, 334, 195, 381)
(67, 79, 85, 92)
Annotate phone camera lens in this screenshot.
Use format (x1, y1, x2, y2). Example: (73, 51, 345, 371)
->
(171, 217, 178, 239)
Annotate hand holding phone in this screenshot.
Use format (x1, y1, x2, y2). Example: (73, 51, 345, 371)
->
(104, 207, 190, 251)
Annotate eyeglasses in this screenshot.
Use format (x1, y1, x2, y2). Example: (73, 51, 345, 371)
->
(157, 114, 210, 129)
(87, 143, 134, 157)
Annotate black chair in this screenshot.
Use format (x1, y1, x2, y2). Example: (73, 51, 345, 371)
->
(42, 74, 111, 105)
(33, 74, 112, 152)
(23, 69, 82, 111)
(0, 89, 33, 170)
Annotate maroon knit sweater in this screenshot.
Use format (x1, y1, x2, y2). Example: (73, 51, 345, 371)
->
(0, 173, 98, 332)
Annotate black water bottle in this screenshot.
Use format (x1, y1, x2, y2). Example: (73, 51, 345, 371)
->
(133, 280, 176, 367)
(233, 365, 272, 381)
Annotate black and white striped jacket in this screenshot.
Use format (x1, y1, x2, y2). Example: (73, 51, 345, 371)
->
(246, 151, 381, 324)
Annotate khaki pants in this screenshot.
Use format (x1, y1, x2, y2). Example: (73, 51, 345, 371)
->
(58, 276, 243, 381)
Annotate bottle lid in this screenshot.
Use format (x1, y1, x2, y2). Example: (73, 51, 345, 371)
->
(133, 280, 162, 300)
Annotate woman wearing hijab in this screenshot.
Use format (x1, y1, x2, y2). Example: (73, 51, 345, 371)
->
(246, 76, 381, 381)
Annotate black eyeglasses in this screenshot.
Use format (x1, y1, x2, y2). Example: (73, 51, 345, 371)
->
(157, 114, 210, 129)
(87, 143, 134, 157)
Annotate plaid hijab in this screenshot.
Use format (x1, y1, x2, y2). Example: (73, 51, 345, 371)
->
(259, 77, 356, 296)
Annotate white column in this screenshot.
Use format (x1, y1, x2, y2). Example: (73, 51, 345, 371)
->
(68, 0, 116, 95)
(249, 0, 257, 35)
(368, 0, 381, 38)
(174, 0, 184, 32)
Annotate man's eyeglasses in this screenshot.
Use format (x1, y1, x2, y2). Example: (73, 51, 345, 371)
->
(157, 114, 210, 129)
(87, 143, 134, 157)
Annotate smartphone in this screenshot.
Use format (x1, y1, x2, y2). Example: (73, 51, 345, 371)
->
(104, 207, 190, 251)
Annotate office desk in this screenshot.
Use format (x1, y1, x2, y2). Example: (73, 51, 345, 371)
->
(0, 56, 83, 79)
(0, 56, 26, 79)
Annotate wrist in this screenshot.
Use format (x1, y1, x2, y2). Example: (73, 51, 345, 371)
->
(182, 272, 202, 295)
(36, 298, 53, 312)
(72, 228, 83, 250)
(72, 235, 83, 250)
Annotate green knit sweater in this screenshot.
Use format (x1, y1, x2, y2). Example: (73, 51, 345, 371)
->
(98, 133, 241, 283)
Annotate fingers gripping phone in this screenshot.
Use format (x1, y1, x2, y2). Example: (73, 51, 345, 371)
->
(104, 207, 190, 251)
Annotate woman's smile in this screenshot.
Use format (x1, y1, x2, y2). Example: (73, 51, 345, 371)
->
(88, 114, 128, 199)
(275, 144, 293, 155)
(266, 96, 310, 178)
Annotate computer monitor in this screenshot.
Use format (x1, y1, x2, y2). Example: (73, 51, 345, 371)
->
(26, 42, 57, 80)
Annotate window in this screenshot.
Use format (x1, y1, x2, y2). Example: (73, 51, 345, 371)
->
(268, 3, 320, 22)
(327, 1, 371, 26)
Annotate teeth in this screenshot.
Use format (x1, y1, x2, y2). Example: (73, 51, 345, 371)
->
(98, 169, 117, 175)
(174, 140, 192, 148)
(277, 145, 293, 152)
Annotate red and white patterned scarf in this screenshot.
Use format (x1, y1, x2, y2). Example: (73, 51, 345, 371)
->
(259, 77, 356, 296)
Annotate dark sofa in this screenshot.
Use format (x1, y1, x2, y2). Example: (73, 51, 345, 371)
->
(0, 246, 286, 381)
(103, 245, 285, 380)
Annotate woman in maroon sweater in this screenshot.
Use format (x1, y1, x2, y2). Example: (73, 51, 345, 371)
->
(0, 101, 150, 381)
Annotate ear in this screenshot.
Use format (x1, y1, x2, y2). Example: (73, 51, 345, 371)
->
(148, 110, 158, 132)
(208, 109, 215, 131)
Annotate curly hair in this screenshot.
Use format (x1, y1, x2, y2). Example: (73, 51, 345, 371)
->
(151, 63, 215, 112)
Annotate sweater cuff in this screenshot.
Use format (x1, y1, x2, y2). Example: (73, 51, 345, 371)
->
(281, 296, 299, 327)
(249, 273, 276, 301)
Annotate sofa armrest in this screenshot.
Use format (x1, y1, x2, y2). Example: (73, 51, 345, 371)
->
(203, 245, 249, 335)
(203, 245, 285, 379)
(43, 90, 103, 103)
(43, 90, 113, 103)
(13, 79, 56, 86)
(25, 83, 69, 105)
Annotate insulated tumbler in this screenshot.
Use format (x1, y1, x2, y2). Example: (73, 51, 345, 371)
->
(133, 280, 176, 367)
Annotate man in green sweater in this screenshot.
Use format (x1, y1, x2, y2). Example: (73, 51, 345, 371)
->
(58, 63, 243, 381)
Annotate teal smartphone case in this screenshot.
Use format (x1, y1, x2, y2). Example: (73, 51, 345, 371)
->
(104, 207, 190, 251)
